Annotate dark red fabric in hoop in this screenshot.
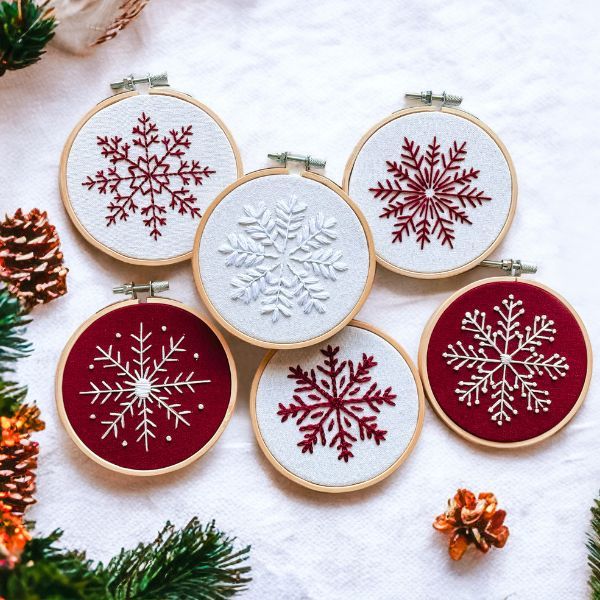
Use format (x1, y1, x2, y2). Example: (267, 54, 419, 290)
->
(61, 302, 232, 471)
(426, 280, 588, 444)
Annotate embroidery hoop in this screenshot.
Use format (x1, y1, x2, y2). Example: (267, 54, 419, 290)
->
(59, 86, 243, 266)
(418, 276, 592, 448)
(343, 105, 518, 279)
(250, 320, 425, 493)
(55, 295, 238, 476)
(192, 167, 377, 350)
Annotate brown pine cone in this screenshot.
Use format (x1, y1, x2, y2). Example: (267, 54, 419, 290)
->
(433, 489, 509, 560)
(0, 208, 68, 312)
(0, 416, 39, 517)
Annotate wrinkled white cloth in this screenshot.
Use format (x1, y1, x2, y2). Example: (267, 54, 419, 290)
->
(0, 1, 598, 598)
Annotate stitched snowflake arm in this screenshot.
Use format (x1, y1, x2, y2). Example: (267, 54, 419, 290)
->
(443, 296, 570, 425)
(82, 112, 215, 240)
(279, 346, 397, 462)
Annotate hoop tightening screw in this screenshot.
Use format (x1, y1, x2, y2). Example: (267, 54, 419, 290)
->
(113, 281, 169, 299)
(268, 152, 326, 171)
(110, 72, 169, 91)
(480, 259, 537, 277)
(405, 90, 463, 107)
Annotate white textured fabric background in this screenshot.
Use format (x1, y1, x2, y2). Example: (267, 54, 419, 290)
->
(0, 1, 598, 598)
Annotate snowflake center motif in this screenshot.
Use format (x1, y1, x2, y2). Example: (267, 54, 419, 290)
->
(442, 294, 570, 426)
(369, 136, 492, 249)
(277, 345, 397, 462)
(82, 111, 216, 241)
(219, 194, 349, 322)
(80, 322, 211, 451)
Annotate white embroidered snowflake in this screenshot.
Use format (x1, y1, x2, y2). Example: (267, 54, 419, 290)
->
(80, 323, 210, 450)
(442, 294, 569, 426)
(219, 195, 348, 322)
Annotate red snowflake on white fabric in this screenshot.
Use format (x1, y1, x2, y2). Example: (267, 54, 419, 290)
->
(277, 345, 396, 462)
(369, 136, 491, 249)
(82, 112, 215, 240)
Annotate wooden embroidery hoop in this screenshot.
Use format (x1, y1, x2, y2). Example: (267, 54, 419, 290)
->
(418, 276, 592, 449)
(59, 87, 243, 266)
(249, 320, 425, 493)
(342, 105, 518, 279)
(192, 167, 377, 350)
(55, 296, 238, 476)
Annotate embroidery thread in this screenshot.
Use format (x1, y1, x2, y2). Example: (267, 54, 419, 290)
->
(219, 195, 348, 322)
(443, 294, 569, 426)
(80, 322, 210, 451)
(82, 112, 215, 240)
(369, 137, 490, 249)
(278, 345, 396, 462)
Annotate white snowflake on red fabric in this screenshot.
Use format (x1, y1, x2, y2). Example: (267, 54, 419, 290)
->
(443, 294, 569, 426)
(80, 323, 210, 451)
(369, 136, 491, 249)
(82, 112, 215, 240)
(277, 345, 396, 462)
(219, 195, 348, 322)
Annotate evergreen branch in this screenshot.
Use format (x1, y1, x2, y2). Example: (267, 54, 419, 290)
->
(101, 518, 251, 600)
(0, 380, 27, 416)
(0, 287, 31, 376)
(0, 529, 107, 600)
(588, 494, 600, 598)
(0, 0, 57, 76)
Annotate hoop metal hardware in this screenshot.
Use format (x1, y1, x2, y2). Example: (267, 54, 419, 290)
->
(110, 72, 169, 92)
(113, 281, 169, 300)
(479, 259, 537, 277)
(268, 152, 326, 171)
(405, 90, 462, 107)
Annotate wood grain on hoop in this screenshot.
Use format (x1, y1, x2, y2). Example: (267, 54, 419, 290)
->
(59, 87, 243, 266)
(55, 297, 238, 476)
(250, 320, 425, 493)
(192, 167, 377, 350)
(418, 276, 592, 448)
(342, 106, 518, 279)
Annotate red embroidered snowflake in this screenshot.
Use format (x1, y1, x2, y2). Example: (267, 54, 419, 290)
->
(277, 345, 396, 462)
(82, 112, 215, 240)
(369, 137, 491, 249)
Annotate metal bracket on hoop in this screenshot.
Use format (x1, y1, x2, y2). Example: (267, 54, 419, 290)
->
(405, 90, 463, 108)
(113, 281, 169, 302)
(110, 72, 169, 92)
(268, 152, 326, 172)
(479, 259, 537, 277)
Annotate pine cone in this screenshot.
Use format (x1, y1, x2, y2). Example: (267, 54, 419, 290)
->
(0, 208, 68, 312)
(0, 414, 39, 516)
(433, 489, 509, 560)
(0, 503, 30, 568)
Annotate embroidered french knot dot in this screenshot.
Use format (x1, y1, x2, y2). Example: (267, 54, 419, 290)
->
(193, 352, 199, 360)
(166, 435, 172, 442)
(161, 325, 167, 332)
(122, 440, 128, 447)
(198, 403, 204, 411)
(89, 364, 94, 370)
(90, 414, 96, 420)
(115, 333, 122, 339)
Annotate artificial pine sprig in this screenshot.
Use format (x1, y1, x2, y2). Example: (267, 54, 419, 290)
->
(588, 495, 600, 598)
(0, 0, 56, 76)
(102, 519, 251, 600)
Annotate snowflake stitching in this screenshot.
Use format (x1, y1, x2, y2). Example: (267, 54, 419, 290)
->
(82, 112, 215, 240)
(219, 195, 348, 322)
(443, 294, 569, 426)
(369, 136, 491, 249)
(277, 345, 397, 462)
(80, 323, 210, 451)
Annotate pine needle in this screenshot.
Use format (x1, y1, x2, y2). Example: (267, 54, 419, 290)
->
(588, 495, 600, 598)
